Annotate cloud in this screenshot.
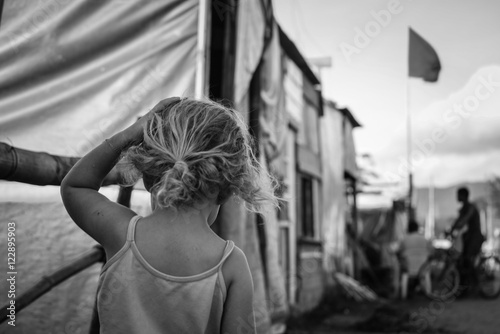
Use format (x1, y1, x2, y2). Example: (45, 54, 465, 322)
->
(412, 65, 500, 156)
(374, 65, 500, 188)
(413, 151, 500, 187)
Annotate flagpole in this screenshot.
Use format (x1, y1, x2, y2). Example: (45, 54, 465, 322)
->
(407, 27, 441, 224)
(407, 39, 413, 223)
(426, 177, 435, 239)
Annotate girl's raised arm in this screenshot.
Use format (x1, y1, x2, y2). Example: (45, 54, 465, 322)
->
(60, 97, 180, 255)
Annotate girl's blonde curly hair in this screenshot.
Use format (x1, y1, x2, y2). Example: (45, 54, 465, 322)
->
(121, 98, 278, 214)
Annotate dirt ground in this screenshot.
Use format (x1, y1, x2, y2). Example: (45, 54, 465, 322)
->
(287, 290, 500, 334)
(429, 294, 500, 334)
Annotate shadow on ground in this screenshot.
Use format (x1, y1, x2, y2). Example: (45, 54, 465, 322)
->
(286, 291, 464, 334)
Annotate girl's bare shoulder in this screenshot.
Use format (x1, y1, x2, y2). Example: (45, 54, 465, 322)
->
(221, 244, 251, 286)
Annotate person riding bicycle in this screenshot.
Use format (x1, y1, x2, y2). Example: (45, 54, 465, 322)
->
(448, 187, 485, 290)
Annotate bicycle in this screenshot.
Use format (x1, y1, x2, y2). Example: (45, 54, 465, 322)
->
(475, 247, 500, 299)
(418, 234, 500, 300)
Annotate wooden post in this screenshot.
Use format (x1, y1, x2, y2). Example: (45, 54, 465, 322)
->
(221, 0, 236, 103)
(116, 186, 134, 208)
(352, 179, 359, 279)
(0, 142, 123, 186)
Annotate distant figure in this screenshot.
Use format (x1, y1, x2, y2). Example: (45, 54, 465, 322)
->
(493, 228, 500, 254)
(449, 187, 485, 289)
(400, 220, 429, 277)
(61, 97, 278, 333)
(399, 220, 429, 299)
(398, 219, 430, 299)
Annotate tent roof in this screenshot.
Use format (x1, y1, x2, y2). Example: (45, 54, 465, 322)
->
(324, 99, 362, 128)
(278, 25, 320, 86)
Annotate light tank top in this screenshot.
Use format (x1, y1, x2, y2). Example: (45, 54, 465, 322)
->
(97, 215, 235, 334)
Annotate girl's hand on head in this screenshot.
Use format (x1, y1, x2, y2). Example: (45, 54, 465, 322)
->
(122, 97, 181, 145)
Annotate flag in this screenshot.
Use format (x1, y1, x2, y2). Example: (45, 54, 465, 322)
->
(409, 27, 441, 82)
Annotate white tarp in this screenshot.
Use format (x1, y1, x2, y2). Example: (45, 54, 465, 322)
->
(321, 102, 347, 273)
(259, 21, 288, 322)
(0, 0, 199, 156)
(233, 0, 266, 110)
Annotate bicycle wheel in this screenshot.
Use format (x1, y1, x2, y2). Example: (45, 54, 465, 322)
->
(477, 255, 500, 299)
(419, 258, 460, 300)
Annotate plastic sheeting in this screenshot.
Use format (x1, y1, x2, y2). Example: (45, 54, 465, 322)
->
(344, 120, 358, 179)
(0, 0, 199, 156)
(321, 102, 347, 273)
(233, 0, 266, 109)
(0, 195, 152, 334)
(259, 21, 287, 165)
(258, 21, 288, 322)
(259, 143, 288, 322)
(217, 1, 274, 332)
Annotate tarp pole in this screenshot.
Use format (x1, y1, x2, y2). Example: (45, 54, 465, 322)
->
(195, 0, 209, 98)
(406, 34, 413, 222)
(0, 0, 4, 27)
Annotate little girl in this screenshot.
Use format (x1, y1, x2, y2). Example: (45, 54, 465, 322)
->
(61, 97, 277, 334)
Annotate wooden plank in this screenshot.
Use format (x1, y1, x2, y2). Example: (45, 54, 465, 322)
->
(0, 142, 123, 186)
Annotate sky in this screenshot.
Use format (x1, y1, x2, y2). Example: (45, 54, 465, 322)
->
(273, 0, 500, 194)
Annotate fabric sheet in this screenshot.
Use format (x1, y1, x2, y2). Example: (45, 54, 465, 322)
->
(321, 103, 347, 273)
(233, 0, 266, 109)
(0, 0, 198, 156)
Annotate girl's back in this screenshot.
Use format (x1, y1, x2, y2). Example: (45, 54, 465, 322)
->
(132, 214, 228, 277)
(97, 215, 235, 334)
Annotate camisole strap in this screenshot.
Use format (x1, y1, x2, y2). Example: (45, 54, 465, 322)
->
(219, 240, 235, 265)
(126, 215, 142, 242)
(217, 240, 235, 301)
